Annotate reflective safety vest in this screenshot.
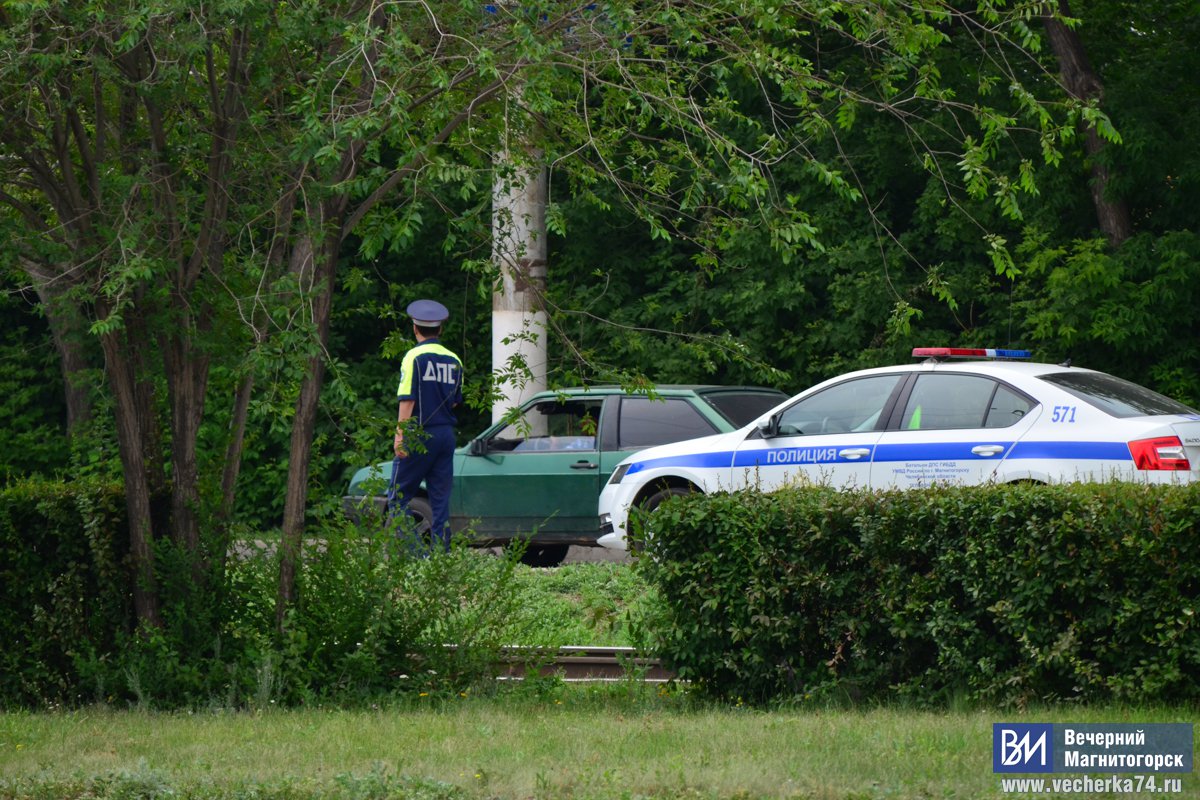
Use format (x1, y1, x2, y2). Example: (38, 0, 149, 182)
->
(397, 339, 463, 427)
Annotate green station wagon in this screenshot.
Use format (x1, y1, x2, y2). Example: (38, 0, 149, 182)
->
(343, 385, 786, 566)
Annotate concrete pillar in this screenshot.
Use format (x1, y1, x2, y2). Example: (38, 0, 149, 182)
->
(491, 153, 548, 424)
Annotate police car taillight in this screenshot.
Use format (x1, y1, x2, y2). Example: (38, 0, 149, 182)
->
(1128, 436, 1191, 471)
(912, 347, 1032, 359)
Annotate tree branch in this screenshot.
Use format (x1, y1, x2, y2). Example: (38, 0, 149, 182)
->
(342, 73, 513, 236)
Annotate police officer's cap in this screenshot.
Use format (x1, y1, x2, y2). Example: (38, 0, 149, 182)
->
(407, 299, 449, 327)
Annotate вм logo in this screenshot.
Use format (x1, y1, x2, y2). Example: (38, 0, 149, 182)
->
(993, 724, 1054, 773)
(1002, 730, 1046, 766)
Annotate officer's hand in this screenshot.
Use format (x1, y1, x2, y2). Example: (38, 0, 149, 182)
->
(394, 432, 407, 458)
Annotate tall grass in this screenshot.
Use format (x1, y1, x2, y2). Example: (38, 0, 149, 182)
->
(3, 693, 1195, 799)
(508, 561, 655, 647)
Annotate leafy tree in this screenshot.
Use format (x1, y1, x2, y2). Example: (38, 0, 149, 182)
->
(0, 0, 1092, 630)
(0, 0, 282, 624)
(1012, 0, 1200, 401)
(540, 0, 1200, 405)
(0, 291, 68, 477)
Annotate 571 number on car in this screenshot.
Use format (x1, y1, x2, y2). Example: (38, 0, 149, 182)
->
(1051, 405, 1077, 423)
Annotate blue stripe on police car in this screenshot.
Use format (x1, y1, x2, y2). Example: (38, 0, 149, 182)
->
(1007, 440, 1132, 461)
(623, 439, 1134, 476)
(873, 442, 1014, 462)
(625, 451, 735, 476)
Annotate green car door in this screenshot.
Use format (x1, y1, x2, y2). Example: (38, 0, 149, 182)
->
(453, 396, 607, 542)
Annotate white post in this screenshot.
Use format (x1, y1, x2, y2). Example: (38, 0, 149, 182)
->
(491, 151, 549, 424)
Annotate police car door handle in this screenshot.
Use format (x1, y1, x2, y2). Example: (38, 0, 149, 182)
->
(837, 448, 871, 460)
(971, 445, 1006, 457)
(571, 460, 599, 470)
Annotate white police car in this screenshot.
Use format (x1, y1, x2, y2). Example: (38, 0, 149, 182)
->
(597, 348, 1200, 550)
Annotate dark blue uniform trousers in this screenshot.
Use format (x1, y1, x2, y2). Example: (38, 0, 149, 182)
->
(386, 424, 456, 552)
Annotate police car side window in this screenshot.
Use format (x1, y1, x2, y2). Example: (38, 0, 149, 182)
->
(777, 375, 903, 436)
(901, 374, 1031, 430)
(985, 384, 1034, 428)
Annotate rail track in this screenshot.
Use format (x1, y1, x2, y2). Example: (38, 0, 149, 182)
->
(496, 646, 673, 682)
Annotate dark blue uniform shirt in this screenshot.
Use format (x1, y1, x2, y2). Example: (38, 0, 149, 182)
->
(397, 338, 463, 428)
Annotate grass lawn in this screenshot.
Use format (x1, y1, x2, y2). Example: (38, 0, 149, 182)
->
(508, 561, 652, 647)
(2, 691, 1195, 799)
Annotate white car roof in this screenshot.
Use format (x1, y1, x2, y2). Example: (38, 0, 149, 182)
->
(854, 358, 1087, 377)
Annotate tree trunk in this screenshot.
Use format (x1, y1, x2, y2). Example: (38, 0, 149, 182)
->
(275, 230, 340, 631)
(212, 369, 254, 576)
(49, 306, 94, 435)
(1043, 0, 1132, 248)
(97, 302, 162, 629)
(163, 317, 209, 556)
(123, 304, 169, 508)
(217, 180, 301, 568)
(219, 371, 255, 524)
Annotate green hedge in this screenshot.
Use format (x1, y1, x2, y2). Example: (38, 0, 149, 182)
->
(637, 482, 1200, 706)
(0, 479, 132, 706)
(1, 478, 541, 709)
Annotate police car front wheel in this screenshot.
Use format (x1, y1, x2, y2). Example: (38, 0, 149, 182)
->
(629, 485, 694, 552)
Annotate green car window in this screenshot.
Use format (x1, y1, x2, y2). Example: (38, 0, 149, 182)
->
(488, 399, 603, 452)
(617, 397, 718, 449)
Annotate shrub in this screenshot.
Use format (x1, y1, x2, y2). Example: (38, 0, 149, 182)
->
(0, 478, 131, 706)
(275, 519, 535, 703)
(87, 523, 538, 709)
(2, 478, 539, 709)
(637, 482, 1200, 707)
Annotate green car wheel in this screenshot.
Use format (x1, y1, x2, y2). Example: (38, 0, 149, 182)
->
(389, 496, 433, 539)
(505, 541, 569, 568)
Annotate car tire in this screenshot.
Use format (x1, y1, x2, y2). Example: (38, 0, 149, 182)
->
(390, 495, 433, 538)
(507, 542, 569, 568)
(643, 485, 691, 512)
(630, 485, 692, 552)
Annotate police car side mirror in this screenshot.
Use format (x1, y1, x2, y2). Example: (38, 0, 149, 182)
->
(756, 414, 779, 439)
(469, 438, 488, 456)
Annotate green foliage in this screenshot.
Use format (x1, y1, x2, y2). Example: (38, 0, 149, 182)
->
(0, 479, 131, 707)
(1019, 231, 1200, 405)
(275, 523, 533, 704)
(0, 479, 554, 709)
(0, 334, 65, 479)
(86, 526, 541, 709)
(0, 293, 71, 479)
(505, 562, 656, 648)
(638, 482, 1200, 707)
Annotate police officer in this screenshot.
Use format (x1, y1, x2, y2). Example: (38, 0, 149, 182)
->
(386, 299, 463, 551)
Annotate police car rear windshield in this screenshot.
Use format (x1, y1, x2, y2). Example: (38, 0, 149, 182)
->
(1038, 372, 1198, 418)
